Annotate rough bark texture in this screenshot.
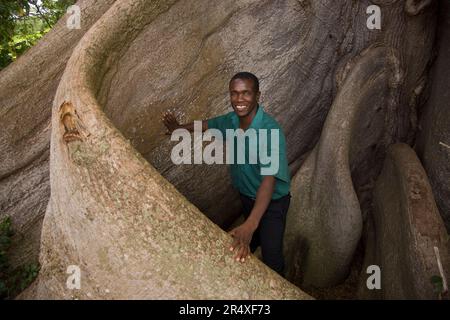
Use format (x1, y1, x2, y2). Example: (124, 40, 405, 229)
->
(359, 143, 449, 299)
(415, 0, 450, 233)
(0, 0, 117, 271)
(22, 0, 312, 299)
(284, 45, 400, 288)
(283, 0, 440, 289)
(97, 0, 376, 228)
(0, 0, 447, 299)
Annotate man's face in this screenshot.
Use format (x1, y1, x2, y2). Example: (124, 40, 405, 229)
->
(229, 78, 260, 118)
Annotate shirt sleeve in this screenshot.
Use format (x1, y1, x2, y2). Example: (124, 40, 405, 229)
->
(207, 112, 232, 137)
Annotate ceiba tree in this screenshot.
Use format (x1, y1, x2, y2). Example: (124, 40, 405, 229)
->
(0, 0, 448, 299)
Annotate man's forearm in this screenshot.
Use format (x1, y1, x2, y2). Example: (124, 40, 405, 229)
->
(177, 120, 208, 132)
(246, 176, 276, 229)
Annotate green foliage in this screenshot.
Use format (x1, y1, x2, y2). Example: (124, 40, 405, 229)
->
(0, 0, 31, 68)
(0, 0, 76, 70)
(40, 0, 78, 25)
(12, 262, 40, 293)
(0, 217, 13, 298)
(430, 275, 444, 295)
(0, 216, 40, 300)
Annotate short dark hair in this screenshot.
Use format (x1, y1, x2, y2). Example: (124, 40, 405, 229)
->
(230, 72, 259, 92)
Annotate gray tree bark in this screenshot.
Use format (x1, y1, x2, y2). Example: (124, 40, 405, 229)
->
(0, 0, 117, 272)
(415, 0, 450, 233)
(0, 0, 448, 299)
(359, 143, 449, 299)
(17, 0, 312, 299)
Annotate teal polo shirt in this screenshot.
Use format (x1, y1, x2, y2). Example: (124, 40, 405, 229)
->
(207, 105, 290, 200)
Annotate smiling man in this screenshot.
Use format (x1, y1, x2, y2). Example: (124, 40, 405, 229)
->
(162, 72, 291, 276)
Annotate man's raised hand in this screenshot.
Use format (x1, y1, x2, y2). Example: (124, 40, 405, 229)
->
(162, 111, 180, 135)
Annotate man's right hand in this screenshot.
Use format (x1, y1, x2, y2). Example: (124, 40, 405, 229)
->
(162, 111, 180, 135)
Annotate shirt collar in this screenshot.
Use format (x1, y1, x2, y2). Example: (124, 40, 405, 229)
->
(231, 104, 264, 129)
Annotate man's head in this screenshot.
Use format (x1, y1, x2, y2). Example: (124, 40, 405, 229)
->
(229, 72, 261, 118)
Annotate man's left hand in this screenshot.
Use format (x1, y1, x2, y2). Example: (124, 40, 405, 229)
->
(229, 221, 257, 262)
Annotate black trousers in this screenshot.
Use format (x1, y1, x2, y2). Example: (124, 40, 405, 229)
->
(240, 193, 291, 276)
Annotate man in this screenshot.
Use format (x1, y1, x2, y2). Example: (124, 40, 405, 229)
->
(162, 72, 291, 275)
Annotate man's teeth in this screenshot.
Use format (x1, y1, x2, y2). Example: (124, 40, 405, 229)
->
(236, 105, 246, 110)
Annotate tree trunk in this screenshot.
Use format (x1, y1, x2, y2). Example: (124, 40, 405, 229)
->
(23, 0, 311, 299)
(358, 143, 449, 299)
(0, 0, 448, 299)
(415, 0, 450, 233)
(284, 45, 400, 287)
(0, 0, 117, 272)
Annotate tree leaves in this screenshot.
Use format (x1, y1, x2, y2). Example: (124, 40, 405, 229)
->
(0, 0, 75, 70)
(0, 217, 41, 300)
(0, 217, 13, 299)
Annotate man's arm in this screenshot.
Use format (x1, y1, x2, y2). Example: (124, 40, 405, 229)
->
(162, 111, 208, 133)
(229, 175, 276, 262)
